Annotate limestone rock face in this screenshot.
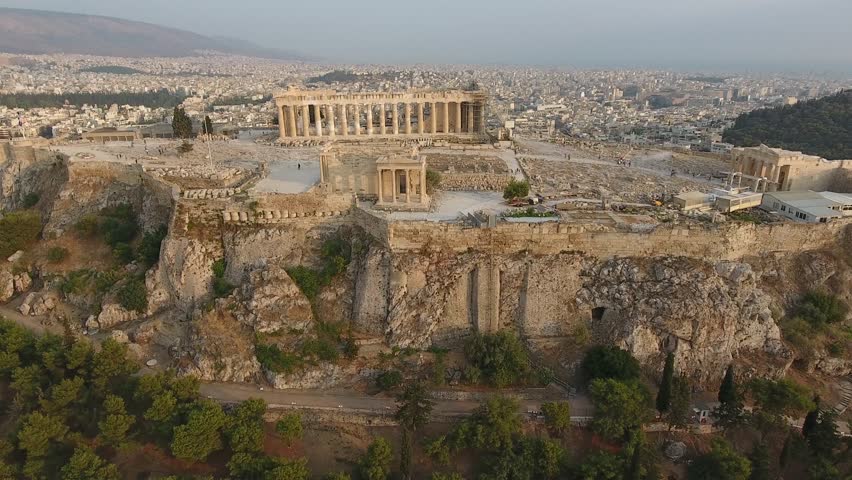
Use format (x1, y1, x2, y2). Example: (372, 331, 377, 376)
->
(577, 257, 787, 383)
(150, 235, 221, 311)
(266, 363, 350, 389)
(96, 302, 139, 330)
(234, 264, 314, 333)
(178, 306, 260, 383)
(0, 270, 32, 303)
(18, 290, 59, 316)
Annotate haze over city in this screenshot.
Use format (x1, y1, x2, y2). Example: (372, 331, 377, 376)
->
(3, 0, 852, 71)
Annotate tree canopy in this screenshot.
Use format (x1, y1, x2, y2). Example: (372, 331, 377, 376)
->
(722, 89, 852, 160)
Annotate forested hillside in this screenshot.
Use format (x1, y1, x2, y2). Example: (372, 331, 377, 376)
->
(723, 90, 852, 160)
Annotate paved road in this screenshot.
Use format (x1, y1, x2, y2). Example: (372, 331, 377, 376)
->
(201, 381, 595, 418)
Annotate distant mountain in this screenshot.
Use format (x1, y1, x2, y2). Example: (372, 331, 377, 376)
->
(0, 8, 308, 60)
(723, 90, 852, 160)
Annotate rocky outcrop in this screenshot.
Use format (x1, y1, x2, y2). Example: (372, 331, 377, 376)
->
(266, 364, 350, 389)
(95, 302, 139, 330)
(18, 290, 59, 316)
(0, 269, 31, 303)
(149, 235, 221, 312)
(232, 263, 314, 333)
(577, 257, 788, 383)
(177, 306, 260, 383)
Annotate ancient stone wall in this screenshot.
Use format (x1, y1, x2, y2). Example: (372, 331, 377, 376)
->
(384, 218, 851, 260)
(440, 173, 513, 191)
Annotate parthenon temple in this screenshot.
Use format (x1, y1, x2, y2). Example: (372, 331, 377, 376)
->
(274, 86, 487, 142)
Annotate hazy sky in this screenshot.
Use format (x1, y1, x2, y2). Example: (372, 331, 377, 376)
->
(3, 0, 852, 71)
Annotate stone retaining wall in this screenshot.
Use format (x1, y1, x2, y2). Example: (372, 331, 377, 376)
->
(440, 173, 513, 191)
(383, 216, 852, 261)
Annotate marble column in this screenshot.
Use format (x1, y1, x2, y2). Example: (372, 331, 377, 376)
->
(456, 102, 463, 133)
(314, 105, 322, 138)
(278, 106, 286, 138)
(379, 103, 386, 135)
(420, 165, 427, 203)
(287, 106, 297, 138)
(340, 105, 348, 136)
(366, 104, 373, 136)
(404, 103, 412, 135)
(417, 102, 424, 134)
(377, 169, 383, 202)
(468, 102, 475, 133)
(430, 102, 437, 133)
(392, 104, 399, 135)
(353, 104, 361, 135)
(301, 105, 310, 138)
(405, 169, 411, 203)
(442, 102, 449, 134)
(391, 169, 397, 203)
(327, 105, 336, 137)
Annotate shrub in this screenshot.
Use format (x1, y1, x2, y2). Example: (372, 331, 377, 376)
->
(255, 344, 301, 374)
(75, 215, 100, 237)
(211, 259, 234, 298)
(798, 291, 848, 326)
(117, 277, 147, 313)
(287, 266, 322, 300)
(177, 141, 194, 154)
(581, 345, 641, 383)
(376, 370, 403, 391)
(138, 226, 167, 266)
(46, 246, 69, 264)
(112, 242, 134, 265)
(275, 413, 303, 444)
(464, 331, 531, 387)
(301, 338, 340, 362)
(0, 210, 42, 258)
(503, 179, 530, 199)
(22, 193, 40, 208)
(425, 169, 442, 194)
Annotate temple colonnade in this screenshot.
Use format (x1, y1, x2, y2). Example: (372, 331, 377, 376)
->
(275, 87, 486, 140)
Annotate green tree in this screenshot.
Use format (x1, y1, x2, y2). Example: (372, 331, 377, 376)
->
(395, 381, 434, 480)
(713, 365, 744, 428)
(540, 401, 571, 435)
(656, 352, 674, 414)
(17, 412, 68, 458)
(117, 277, 148, 313)
(748, 442, 770, 480)
(576, 452, 623, 480)
(325, 473, 352, 480)
(450, 396, 521, 452)
(688, 438, 751, 480)
(98, 395, 135, 445)
(376, 370, 403, 391)
(750, 378, 813, 416)
(275, 412, 303, 445)
(589, 378, 651, 442)
(581, 346, 640, 383)
(172, 107, 193, 139)
(360, 437, 393, 480)
(90, 339, 137, 395)
(170, 400, 227, 461)
(425, 436, 451, 466)
(266, 457, 310, 480)
(667, 375, 692, 431)
(503, 179, 530, 199)
(60, 447, 120, 480)
(804, 409, 841, 459)
(39, 376, 85, 418)
(203, 116, 214, 136)
(463, 331, 531, 387)
(226, 398, 267, 454)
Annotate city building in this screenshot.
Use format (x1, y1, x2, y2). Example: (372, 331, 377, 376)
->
(760, 191, 852, 223)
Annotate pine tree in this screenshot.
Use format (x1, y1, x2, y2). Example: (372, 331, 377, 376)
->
(203, 116, 213, 136)
(778, 433, 792, 469)
(656, 352, 674, 414)
(172, 107, 193, 139)
(748, 442, 771, 480)
(802, 395, 820, 439)
(718, 364, 736, 404)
